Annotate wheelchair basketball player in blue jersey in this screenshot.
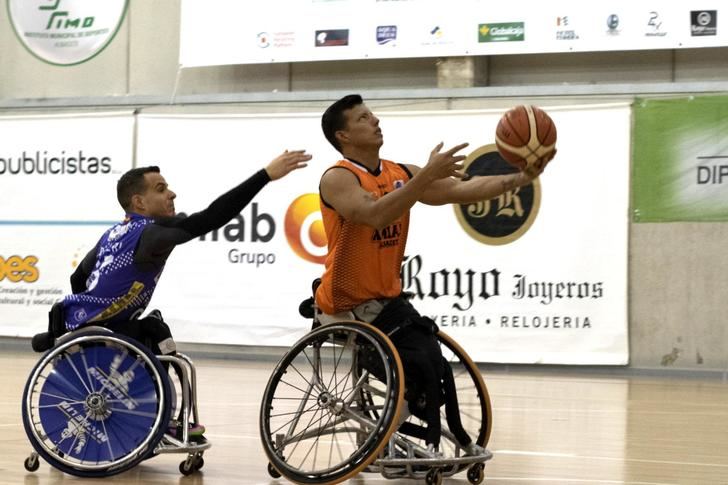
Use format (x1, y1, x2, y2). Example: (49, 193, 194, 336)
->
(22, 149, 310, 477)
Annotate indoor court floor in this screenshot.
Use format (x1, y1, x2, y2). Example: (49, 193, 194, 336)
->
(1, 347, 727, 485)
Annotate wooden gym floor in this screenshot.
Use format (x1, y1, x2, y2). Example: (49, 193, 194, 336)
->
(1, 348, 727, 485)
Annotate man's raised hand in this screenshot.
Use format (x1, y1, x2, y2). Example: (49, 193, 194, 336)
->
(265, 150, 312, 181)
(421, 142, 469, 182)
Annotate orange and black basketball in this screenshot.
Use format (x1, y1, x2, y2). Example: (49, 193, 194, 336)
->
(495, 105, 557, 171)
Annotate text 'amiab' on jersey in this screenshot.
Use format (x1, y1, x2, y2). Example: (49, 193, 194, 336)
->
(372, 221, 402, 248)
(316, 159, 412, 314)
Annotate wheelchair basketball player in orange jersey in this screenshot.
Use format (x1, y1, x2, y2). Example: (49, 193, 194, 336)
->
(315, 94, 555, 455)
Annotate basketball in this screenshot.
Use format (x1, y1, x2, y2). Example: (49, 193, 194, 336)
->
(495, 105, 557, 171)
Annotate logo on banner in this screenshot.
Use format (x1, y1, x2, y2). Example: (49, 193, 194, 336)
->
(453, 145, 541, 245)
(645, 11, 667, 37)
(285, 194, 327, 264)
(691, 11, 717, 36)
(7, 0, 129, 66)
(0, 255, 40, 283)
(257, 31, 295, 49)
(315, 29, 349, 47)
(257, 32, 270, 48)
(400, 254, 501, 314)
(696, 155, 728, 184)
(555, 16, 579, 40)
(606, 14, 621, 35)
(376, 25, 397, 45)
(192, 203, 277, 267)
(478, 23, 525, 42)
(420, 25, 453, 46)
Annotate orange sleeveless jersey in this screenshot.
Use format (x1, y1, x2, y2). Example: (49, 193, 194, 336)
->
(316, 159, 412, 314)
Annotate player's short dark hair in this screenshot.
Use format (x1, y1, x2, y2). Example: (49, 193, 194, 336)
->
(322, 94, 363, 153)
(117, 166, 160, 211)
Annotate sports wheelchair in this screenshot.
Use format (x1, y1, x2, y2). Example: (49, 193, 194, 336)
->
(21, 303, 210, 477)
(259, 288, 493, 485)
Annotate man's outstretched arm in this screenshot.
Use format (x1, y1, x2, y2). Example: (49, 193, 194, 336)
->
(135, 150, 310, 263)
(414, 150, 555, 206)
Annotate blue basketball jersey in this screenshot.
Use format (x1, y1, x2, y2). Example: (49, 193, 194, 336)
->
(63, 214, 163, 330)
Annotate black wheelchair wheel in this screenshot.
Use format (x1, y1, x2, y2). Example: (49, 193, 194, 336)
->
(21, 331, 172, 477)
(260, 321, 404, 485)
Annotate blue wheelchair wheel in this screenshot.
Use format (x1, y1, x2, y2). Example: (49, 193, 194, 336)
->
(22, 331, 172, 477)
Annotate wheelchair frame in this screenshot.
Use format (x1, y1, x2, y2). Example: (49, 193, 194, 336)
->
(369, 330, 493, 484)
(260, 318, 492, 485)
(22, 326, 211, 477)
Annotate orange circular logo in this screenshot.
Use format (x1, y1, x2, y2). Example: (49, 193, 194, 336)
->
(285, 194, 327, 264)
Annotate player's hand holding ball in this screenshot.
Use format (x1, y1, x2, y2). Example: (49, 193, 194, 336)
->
(495, 105, 557, 179)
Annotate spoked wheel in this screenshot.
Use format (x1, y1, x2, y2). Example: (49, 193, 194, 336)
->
(22, 332, 172, 477)
(260, 321, 404, 485)
(396, 331, 492, 471)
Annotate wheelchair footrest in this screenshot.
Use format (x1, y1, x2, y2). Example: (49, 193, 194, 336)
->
(156, 435, 212, 455)
(374, 449, 492, 468)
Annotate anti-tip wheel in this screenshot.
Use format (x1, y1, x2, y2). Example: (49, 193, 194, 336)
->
(426, 468, 443, 485)
(179, 458, 195, 476)
(24, 455, 40, 472)
(467, 462, 485, 484)
(267, 462, 282, 478)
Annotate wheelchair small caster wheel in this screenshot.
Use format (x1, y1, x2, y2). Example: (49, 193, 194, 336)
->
(179, 458, 195, 476)
(24, 453, 40, 472)
(268, 462, 282, 478)
(467, 462, 485, 484)
(426, 468, 443, 485)
(194, 455, 204, 471)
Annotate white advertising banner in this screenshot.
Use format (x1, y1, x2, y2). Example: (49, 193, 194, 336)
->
(180, 0, 726, 67)
(0, 112, 135, 337)
(137, 104, 630, 364)
(0, 112, 136, 220)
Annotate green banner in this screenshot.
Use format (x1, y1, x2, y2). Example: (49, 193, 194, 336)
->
(632, 95, 728, 222)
